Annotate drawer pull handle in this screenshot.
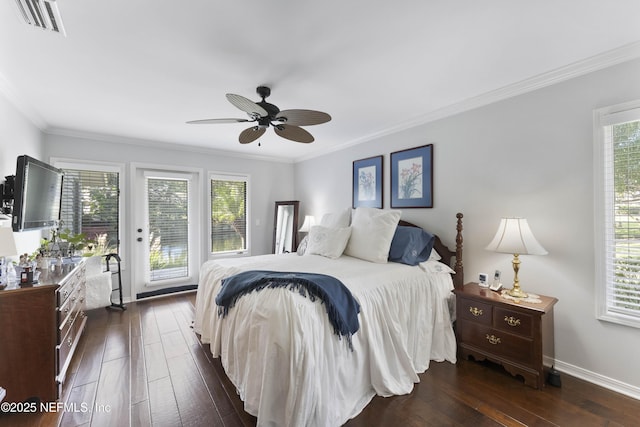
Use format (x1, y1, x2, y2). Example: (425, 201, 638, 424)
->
(469, 307, 483, 317)
(504, 316, 521, 327)
(486, 334, 501, 345)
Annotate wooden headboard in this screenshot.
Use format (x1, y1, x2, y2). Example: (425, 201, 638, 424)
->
(398, 212, 464, 290)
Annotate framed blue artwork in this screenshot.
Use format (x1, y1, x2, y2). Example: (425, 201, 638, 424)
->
(390, 144, 433, 208)
(352, 155, 383, 208)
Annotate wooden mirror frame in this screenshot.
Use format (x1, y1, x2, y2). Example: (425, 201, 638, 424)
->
(273, 201, 300, 254)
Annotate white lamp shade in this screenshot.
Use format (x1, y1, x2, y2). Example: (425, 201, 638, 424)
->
(298, 215, 316, 233)
(485, 217, 548, 255)
(0, 227, 18, 257)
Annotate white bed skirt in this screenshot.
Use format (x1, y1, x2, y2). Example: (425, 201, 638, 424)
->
(194, 253, 457, 427)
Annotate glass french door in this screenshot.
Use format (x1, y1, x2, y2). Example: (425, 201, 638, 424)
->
(133, 168, 200, 298)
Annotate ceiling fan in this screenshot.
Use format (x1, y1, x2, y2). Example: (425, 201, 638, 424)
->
(187, 86, 331, 144)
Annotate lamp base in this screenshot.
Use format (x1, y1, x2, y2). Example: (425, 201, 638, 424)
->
(507, 286, 528, 299)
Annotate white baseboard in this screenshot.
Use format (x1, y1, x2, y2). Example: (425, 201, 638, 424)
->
(545, 357, 640, 400)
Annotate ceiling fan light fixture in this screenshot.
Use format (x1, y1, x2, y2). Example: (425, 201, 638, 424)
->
(257, 117, 270, 129)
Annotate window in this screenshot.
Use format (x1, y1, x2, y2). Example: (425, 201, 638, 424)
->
(210, 173, 249, 255)
(595, 101, 640, 327)
(146, 176, 189, 281)
(55, 162, 121, 256)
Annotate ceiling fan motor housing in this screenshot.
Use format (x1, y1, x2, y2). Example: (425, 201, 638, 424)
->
(257, 101, 280, 119)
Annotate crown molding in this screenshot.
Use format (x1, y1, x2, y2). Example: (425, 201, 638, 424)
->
(294, 41, 640, 163)
(44, 127, 295, 164)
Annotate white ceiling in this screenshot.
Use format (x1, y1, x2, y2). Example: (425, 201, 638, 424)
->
(2, 1, 640, 162)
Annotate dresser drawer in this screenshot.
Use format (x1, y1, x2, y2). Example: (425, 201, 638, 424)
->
(59, 298, 78, 340)
(58, 287, 84, 341)
(458, 320, 534, 365)
(57, 327, 75, 376)
(56, 264, 86, 306)
(458, 298, 493, 325)
(494, 307, 533, 337)
(57, 281, 82, 327)
(57, 308, 85, 381)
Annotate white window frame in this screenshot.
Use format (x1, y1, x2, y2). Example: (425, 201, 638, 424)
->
(594, 100, 640, 328)
(209, 172, 250, 258)
(51, 158, 125, 266)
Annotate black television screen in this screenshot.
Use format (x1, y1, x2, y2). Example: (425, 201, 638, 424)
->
(12, 155, 64, 232)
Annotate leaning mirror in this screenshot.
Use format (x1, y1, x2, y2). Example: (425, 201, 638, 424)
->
(273, 201, 299, 254)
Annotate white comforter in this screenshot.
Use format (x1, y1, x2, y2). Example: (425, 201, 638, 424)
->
(194, 253, 457, 427)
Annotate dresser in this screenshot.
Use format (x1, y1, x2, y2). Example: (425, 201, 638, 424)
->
(454, 282, 557, 389)
(0, 258, 86, 404)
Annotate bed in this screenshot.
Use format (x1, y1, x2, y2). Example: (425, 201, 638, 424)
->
(194, 210, 464, 427)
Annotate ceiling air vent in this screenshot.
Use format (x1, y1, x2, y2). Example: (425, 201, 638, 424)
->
(14, 0, 66, 36)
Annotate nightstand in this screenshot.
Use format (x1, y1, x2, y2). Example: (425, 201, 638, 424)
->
(453, 282, 558, 389)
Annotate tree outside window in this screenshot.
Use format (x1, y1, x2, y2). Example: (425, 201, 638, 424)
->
(210, 175, 248, 254)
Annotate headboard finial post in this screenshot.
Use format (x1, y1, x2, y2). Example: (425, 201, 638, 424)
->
(454, 213, 464, 289)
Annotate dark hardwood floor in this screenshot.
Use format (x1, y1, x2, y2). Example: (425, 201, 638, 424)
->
(2, 291, 639, 427)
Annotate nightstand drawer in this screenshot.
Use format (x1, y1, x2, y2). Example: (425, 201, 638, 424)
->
(494, 307, 533, 338)
(458, 298, 493, 325)
(458, 320, 534, 365)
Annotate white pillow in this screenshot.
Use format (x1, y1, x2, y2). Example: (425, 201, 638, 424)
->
(296, 235, 309, 256)
(305, 225, 352, 259)
(419, 259, 455, 274)
(320, 208, 351, 228)
(344, 208, 402, 263)
(429, 248, 441, 261)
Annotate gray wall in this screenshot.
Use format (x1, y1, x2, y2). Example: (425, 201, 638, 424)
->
(294, 58, 640, 395)
(0, 92, 44, 251)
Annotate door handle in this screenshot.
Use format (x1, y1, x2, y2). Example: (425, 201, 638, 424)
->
(137, 237, 143, 242)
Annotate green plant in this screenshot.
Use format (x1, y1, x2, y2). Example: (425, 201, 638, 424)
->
(58, 229, 97, 255)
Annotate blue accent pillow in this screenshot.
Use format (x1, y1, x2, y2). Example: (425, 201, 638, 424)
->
(388, 226, 435, 266)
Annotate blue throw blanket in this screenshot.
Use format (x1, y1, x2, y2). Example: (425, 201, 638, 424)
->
(215, 270, 361, 349)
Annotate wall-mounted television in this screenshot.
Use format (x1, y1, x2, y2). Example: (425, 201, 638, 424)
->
(12, 155, 64, 232)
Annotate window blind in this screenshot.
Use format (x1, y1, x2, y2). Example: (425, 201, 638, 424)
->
(605, 118, 640, 316)
(59, 168, 119, 254)
(146, 177, 189, 281)
(210, 175, 247, 254)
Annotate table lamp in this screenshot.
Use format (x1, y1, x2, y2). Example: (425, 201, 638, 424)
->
(298, 215, 316, 234)
(485, 217, 547, 298)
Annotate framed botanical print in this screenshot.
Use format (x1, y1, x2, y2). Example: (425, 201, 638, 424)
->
(390, 144, 433, 208)
(352, 155, 383, 208)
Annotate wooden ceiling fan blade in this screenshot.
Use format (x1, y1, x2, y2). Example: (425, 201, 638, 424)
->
(186, 118, 250, 124)
(239, 126, 266, 144)
(274, 125, 314, 143)
(226, 93, 268, 118)
(275, 109, 331, 126)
